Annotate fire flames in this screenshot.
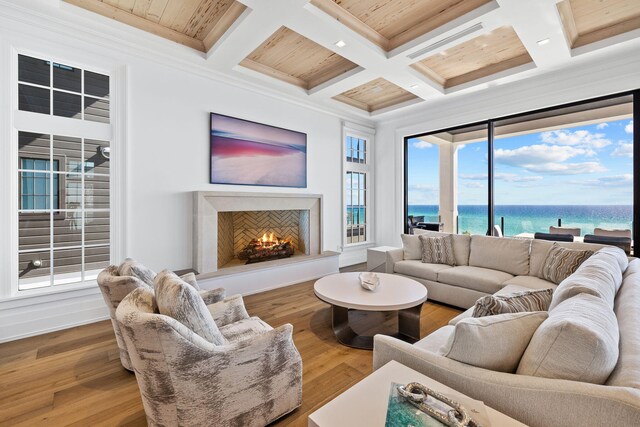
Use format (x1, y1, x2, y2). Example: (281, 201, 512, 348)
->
(238, 232, 295, 264)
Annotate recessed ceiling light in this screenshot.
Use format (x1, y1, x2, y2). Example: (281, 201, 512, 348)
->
(335, 40, 346, 48)
(537, 38, 550, 46)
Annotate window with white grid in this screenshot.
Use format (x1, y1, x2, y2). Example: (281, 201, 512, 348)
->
(16, 54, 111, 291)
(344, 131, 373, 246)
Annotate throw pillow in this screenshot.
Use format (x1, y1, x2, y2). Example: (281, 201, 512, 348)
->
(154, 270, 227, 345)
(472, 288, 554, 318)
(400, 234, 422, 260)
(419, 235, 455, 266)
(178, 272, 201, 290)
(541, 244, 593, 284)
(517, 293, 619, 384)
(439, 311, 548, 373)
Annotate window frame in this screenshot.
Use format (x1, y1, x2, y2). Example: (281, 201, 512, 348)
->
(18, 152, 67, 218)
(403, 90, 639, 242)
(0, 45, 125, 300)
(342, 123, 375, 249)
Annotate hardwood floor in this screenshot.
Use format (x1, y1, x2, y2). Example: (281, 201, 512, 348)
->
(0, 265, 461, 426)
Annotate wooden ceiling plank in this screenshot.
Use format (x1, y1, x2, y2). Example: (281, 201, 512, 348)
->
(334, 78, 418, 112)
(333, 94, 371, 112)
(202, 2, 246, 50)
(63, 0, 205, 51)
(387, 0, 491, 50)
(158, 0, 198, 31)
(443, 52, 532, 88)
(574, 14, 640, 48)
(370, 92, 417, 112)
(239, 58, 309, 90)
(309, 0, 389, 50)
(186, 0, 230, 39)
(243, 27, 357, 90)
(410, 62, 446, 86)
(116, 0, 136, 13)
(412, 26, 532, 88)
(143, 0, 169, 23)
(131, 0, 152, 18)
(557, 0, 579, 47)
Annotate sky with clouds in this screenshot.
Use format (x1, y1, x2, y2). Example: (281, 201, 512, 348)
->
(408, 118, 633, 205)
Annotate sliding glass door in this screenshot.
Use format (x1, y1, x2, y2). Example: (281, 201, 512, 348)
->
(405, 90, 638, 245)
(405, 136, 439, 231)
(493, 95, 633, 237)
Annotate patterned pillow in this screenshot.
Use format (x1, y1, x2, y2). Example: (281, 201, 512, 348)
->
(155, 270, 227, 345)
(419, 235, 455, 266)
(541, 244, 593, 284)
(472, 288, 554, 318)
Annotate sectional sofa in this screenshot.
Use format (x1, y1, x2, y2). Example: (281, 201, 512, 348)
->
(376, 231, 640, 426)
(385, 231, 608, 308)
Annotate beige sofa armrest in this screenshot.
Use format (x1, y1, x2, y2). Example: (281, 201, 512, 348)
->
(385, 248, 404, 273)
(206, 294, 250, 326)
(373, 335, 640, 427)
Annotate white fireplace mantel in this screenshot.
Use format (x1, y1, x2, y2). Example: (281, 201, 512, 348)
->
(193, 191, 324, 275)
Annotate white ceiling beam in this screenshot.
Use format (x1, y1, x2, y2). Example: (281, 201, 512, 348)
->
(496, 0, 571, 69)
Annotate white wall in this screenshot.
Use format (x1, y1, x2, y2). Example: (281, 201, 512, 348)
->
(0, 0, 374, 342)
(375, 39, 640, 248)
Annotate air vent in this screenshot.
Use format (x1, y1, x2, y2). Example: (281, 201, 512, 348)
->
(408, 23, 484, 59)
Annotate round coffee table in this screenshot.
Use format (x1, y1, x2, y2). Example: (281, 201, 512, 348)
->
(314, 272, 428, 350)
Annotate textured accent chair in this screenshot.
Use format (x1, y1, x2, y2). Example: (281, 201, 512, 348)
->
(534, 232, 574, 242)
(97, 259, 226, 370)
(549, 226, 581, 237)
(116, 284, 303, 427)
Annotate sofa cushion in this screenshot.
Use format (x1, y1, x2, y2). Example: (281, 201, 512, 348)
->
(548, 248, 624, 311)
(469, 235, 530, 276)
(219, 316, 272, 343)
(419, 234, 455, 266)
(119, 259, 156, 287)
(394, 260, 452, 282)
(517, 293, 619, 384)
(606, 271, 640, 388)
(437, 266, 513, 294)
(540, 245, 593, 285)
(400, 234, 422, 260)
(414, 325, 454, 352)
(529, 239, 607, 278)
(440, 311, 548, 373)
(502, 275, 557, 291)
(472, 288, 554, 317)
(154, 270, 226, 345)
(409, 231, 471, 266)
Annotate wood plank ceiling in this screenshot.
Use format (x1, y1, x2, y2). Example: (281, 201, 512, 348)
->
(333, 78, 418, 112)
(62, 0, 640, 116)
(63, 0, 246, 52)
(240, 27, 358, 90)
(310, 0, 493, 51)
(411, 26, 533, 89)
(557, 0, 640, 48)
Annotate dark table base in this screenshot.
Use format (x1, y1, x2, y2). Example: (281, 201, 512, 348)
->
(330, 303, 423, 350)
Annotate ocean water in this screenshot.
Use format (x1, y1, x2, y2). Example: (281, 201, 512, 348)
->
(408, 205, 633, 237)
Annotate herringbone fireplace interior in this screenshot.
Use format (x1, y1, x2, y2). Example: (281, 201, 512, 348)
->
(217, 209, 310, 269)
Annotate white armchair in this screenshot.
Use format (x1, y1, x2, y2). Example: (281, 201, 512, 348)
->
(97, 260, 226, 370)
(116, 285, 303, 426)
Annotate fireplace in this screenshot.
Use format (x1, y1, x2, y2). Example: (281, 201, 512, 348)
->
(217, 209, 310, 268)
(193, 192, 322, 275)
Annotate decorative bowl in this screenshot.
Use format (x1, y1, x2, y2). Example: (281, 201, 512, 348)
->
(359, 272, 380, 291)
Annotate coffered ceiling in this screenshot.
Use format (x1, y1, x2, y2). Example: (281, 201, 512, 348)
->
(62, 0, 640, 119)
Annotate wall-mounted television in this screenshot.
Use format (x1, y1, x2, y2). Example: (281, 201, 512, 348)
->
(210, 113, 307, 188)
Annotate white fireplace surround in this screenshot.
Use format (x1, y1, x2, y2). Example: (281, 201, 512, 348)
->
(193, 192, 323, 275)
